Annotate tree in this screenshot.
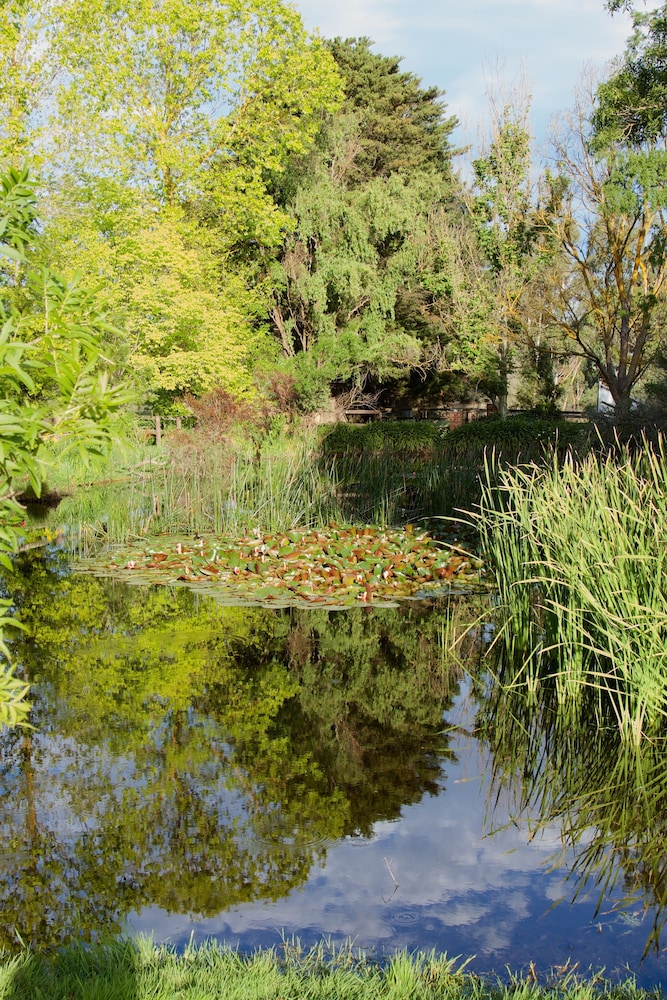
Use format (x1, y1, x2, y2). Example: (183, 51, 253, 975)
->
(0, 166, 131, 726)
(324, 37, 457, 185)
(543, 82, 667, 416)
(0, 0, 51, 165)
(267, 38, 460, 410)
(457, 89, 552, 416)
(48, 0, 342, 206)
(35, 0, 342, 408)
(595, 4, 667, 147)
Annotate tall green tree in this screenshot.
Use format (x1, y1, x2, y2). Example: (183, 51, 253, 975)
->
(267, 38, 460, 410)
(37, 0, 342, 408)
(463, 94, 551, 416)
(324, 37, 456, 185)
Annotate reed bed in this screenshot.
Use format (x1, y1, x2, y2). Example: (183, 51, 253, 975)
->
(52, 437, 345, 551)
(477, 438, 667, 743)
(45, 415, 587, 551)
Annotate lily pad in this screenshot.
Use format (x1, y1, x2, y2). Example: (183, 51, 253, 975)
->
(74, 524, 489, 607)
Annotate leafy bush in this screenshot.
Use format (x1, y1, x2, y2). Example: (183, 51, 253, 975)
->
(444, 415, 585, 460)
(321, 420, 445, 455)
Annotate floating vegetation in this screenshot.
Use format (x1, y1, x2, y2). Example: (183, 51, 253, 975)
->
(75, 524, 487, 607)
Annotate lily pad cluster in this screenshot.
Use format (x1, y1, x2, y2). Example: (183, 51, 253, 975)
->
(77, 525, 487, 607)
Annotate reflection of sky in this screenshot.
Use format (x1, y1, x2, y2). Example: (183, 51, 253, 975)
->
(127, 693, 667, 988)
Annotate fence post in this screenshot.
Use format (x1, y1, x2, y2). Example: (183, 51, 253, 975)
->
(154, 415, 161, 447)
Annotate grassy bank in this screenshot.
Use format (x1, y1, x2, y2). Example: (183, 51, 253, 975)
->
(0, 939, 662, 1000)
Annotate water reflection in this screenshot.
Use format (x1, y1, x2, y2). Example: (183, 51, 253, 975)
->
(1, 552, 667, 986)
(1, 551, 467, 951)
(477, 682, 667, 957)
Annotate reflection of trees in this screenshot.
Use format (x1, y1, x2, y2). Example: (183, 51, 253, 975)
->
(0, 553, 477, 950)
(277, 606, 467, 835)
(477, 681, 667, 955)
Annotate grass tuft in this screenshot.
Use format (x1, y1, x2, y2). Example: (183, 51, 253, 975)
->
(0, 939, 661, 1000)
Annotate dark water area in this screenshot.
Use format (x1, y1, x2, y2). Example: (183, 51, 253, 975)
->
(2, 551, 667, 988)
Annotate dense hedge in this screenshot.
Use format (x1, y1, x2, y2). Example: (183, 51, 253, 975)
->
(320, 416, 587, 459)
(320, 420, 446, 455)
(443, 415, 587, 459)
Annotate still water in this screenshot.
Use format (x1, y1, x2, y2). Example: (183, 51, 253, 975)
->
(2, 554, 667, 987)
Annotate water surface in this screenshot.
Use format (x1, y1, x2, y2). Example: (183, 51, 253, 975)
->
(2, 555, 666, 987)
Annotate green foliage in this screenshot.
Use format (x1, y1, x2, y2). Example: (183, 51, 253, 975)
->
(0, 937, 661, 999)
(0, 165, 131, 726)
(325, 36, 457, 185)
(267, 39, 460, 407)
(48, 0, 342, 204)
(464, 100, 557, 415)
(594, 5, 667, 148)
(545, 89, 667, 415)
(34, 0, 343, 408)
(0, 0, 47, 165)
(321, 420, 445, 455)
(442, 415, 584, 458)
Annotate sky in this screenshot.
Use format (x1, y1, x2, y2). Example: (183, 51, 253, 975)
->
(292, 0, 657, 159)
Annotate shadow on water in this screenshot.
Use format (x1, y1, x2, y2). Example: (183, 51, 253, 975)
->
(2, 548, 667, 985)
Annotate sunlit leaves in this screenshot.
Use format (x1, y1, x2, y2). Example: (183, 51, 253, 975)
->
(48, 0, 342, 204)
(0, 165, 131, 725)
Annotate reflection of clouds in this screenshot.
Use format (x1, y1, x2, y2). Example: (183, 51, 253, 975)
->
(127, 732, 583, 962)
(124, 721, 667, 985)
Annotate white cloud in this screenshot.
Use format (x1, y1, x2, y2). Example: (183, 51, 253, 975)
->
(294, 0, 646, 152)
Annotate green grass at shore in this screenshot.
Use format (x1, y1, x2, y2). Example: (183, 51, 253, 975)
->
(0, 940, 662, 1000)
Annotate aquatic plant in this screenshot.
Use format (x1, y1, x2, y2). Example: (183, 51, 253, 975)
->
(477, 438, 667, 742)
(75, 524, 487, 606)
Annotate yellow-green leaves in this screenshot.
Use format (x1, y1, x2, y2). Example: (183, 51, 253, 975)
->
(48, 0, 342, 205)
(0, 166, 132, 726)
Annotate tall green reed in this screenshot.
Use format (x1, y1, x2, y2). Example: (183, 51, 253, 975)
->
(477, 438, 667, 742)
(54, 435, 347, 549)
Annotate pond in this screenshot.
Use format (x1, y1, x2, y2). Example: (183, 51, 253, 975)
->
(2, 551, 667, 988)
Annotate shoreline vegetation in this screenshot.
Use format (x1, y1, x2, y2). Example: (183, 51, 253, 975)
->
(44, 415, 586, 547)
(0, 939, 664, 1000)
(28, 413, 667, 741)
